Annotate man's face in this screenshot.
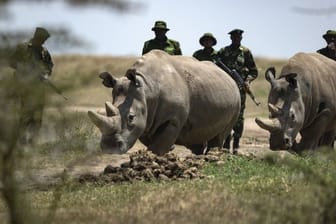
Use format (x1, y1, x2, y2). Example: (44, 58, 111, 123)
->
(230, 34, 242, 45)
(326, 37, 336, 50)
(32, 36, 47, 47)
(202, 38, 215, 48)
(154, 29, 167, 39)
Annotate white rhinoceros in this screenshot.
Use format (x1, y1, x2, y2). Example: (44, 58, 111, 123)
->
(88, 50, 241, 155)
(256, 52, 336, 151)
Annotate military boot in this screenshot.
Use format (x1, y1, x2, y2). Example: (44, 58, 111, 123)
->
(233, 138, 240, 155)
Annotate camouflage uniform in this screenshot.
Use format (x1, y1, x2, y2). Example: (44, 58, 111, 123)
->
(193, 33, 218, 62)
(142, 38, 182, 56)
(217, 29, 258, 152)
(142, 20, 182, 56)
(193, 48, 217, 61)
(317, 30, 336, 61)
(9, 27, 53, 144)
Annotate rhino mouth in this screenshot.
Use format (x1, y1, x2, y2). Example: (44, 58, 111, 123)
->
(100, 135, 128, 154)
(256, 117, 294, 150)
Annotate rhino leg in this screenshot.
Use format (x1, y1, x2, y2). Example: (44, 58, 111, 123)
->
(207, 131, 229, 151)
(188, 143, 207, 155)
(296, 108, 332, 150)
(319, 130, 336, 147)
(147, 121, 181, 155)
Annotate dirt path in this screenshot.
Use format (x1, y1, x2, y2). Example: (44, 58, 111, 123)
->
(53, 116, 290, 182)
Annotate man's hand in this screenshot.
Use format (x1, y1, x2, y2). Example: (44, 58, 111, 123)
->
(242, 67, 249, 74)
(243, 81, 250, 93)
(39, 74, 48, 81)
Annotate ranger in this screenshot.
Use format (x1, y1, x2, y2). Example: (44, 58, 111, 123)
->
(9, 27, 53, 145)
(142, 20, 182, 55)
(217, 29, 258, 154)
(193, 32, 218, 62)
(317, 30, 336, 61)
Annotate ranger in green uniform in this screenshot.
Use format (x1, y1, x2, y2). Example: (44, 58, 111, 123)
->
(217, 29, 258, 154)
(9, 27, 54, 145)
(193, 32, 218, 62)
(317, 30, 336, 61)
(142, 20, 182, 55)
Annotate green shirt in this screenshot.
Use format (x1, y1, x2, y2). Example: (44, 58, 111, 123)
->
(317, 47, 336, 61)
(217, 45, 258, 82)
(192, 48, 217, 62)
(142, 37, 182, 55)
(9, 40, 53, 81)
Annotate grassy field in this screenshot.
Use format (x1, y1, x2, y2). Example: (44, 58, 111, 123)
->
(1, 55, 336, 224)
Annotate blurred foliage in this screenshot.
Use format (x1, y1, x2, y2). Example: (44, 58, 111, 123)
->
(0, 0, 143, 11)
(0, 27, 87, 61)
(0, 0, 144, 60)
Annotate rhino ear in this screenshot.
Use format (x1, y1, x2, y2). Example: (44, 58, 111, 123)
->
(126, 69, 142, 87)
(99, 72, 116, 88)
(285, 73, 298, 89)
(265, 67, 276, 84)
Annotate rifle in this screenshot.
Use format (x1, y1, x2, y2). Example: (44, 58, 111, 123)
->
(40, 75, 68, 100)
(215, 58, 260, 106)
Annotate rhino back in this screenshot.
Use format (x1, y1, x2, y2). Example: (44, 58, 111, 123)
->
(132, 50, 240, 144)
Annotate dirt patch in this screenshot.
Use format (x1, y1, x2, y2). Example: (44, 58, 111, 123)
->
(72, 116, 294, 185)
(78, 149, 209, 184)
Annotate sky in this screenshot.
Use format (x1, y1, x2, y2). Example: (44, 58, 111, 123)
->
(0, 0, 335, 59)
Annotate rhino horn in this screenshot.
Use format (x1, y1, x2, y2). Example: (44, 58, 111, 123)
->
(255, 117, 281, 132)
(105, 101, 119, 117)
(268, 103, 282, 117)
(88, 110, 118, 134)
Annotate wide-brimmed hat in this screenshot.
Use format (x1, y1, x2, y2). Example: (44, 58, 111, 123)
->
(228, 29, 244, 36)
(199, 33, 217, 46)
(322, 30, 336, 40)
(151, 20, 169, 31)
(33, 27, 50, 40)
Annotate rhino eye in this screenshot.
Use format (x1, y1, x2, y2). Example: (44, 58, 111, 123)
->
(127, 113, 136, 126)
(278, 89, 285, 97)
(289, 112, 295, 121)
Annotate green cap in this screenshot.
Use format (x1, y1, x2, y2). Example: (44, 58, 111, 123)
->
(322, 30, 336, 40)
(33, 27, 50, 40)
(199, 33, 217, 46)
(228, 29, 244, 36)
(151, 20, 169, 31)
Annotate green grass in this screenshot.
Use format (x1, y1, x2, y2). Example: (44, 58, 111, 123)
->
(2, 150, 336, 224)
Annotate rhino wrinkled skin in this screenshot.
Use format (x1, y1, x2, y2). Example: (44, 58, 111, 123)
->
(256, 52, 336, 151)
(88, 50, 241, 155)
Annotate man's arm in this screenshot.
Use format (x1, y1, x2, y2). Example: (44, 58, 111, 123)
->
(174, 41, 182, 55)
(142, 40, 151, 55)
(8, 44, 23, 69)
(42, 49, 54, 75)
(244, 49, 258, 83)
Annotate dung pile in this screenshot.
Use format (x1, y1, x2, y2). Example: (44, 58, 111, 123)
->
(78, 149, 226, 184)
